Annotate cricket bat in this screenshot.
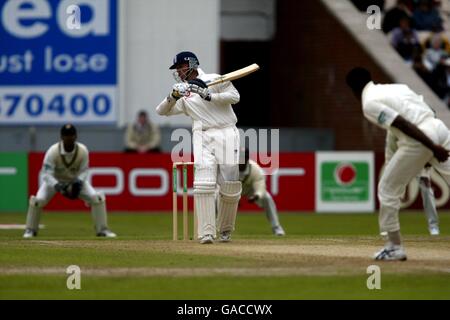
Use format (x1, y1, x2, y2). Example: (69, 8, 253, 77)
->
(206, 63, 260, 87)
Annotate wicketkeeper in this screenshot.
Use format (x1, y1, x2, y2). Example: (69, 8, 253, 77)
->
(156, 51, 242, 244)
(23, 124, 116, 238)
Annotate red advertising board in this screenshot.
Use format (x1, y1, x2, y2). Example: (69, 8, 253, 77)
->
(28, 152, 315, 212)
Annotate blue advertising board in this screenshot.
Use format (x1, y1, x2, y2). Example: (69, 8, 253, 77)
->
(0, 0, 118, 124)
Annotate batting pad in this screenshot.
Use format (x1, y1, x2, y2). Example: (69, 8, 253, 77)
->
(25, 196, 42, 231)
(194, 183, 216, 238)
(194, 165, 217, 185)
(217, 181, 242, 233)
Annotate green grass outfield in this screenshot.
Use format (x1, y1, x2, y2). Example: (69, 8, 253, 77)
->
(0, 211, 449, 300)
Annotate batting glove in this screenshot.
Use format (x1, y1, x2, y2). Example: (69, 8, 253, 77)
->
(188, 79, 211, 101)
(171, 83, 189, 100)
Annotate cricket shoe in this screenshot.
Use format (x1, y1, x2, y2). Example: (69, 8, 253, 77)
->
(374, 245, 407, 261)
(429, 227, 440, 236)
(200, 234, 214, 244)
(219, 231, 232, 243)
(23, 228, 37, 239)
(273, 226, 285, 236)
(97, 229, 117, 238)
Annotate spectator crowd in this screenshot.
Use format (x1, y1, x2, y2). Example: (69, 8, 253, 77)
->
(353, 0, 450, 108)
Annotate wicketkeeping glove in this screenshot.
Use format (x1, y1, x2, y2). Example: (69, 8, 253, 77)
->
(63, 179, 83, 200)
(54, 182, 68, 193)
(188, 79, 211, 101)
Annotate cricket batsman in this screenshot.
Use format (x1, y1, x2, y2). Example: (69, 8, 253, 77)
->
(239, 149, 285, 236)
(23, 124, 117, 238)
(156, 51, 242, 244)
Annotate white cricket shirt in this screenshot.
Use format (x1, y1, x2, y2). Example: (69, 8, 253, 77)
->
(42, 142, 89, 186)
(156, 68, 240, 132)
(362, 81, 435, 130)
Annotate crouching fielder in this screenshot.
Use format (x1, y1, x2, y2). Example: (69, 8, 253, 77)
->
(239, 149, 285, 236)
(23, 124, 117, 238)
(156, 51, 242, 244)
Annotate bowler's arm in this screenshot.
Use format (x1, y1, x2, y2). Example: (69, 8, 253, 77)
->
(364, 100, 449, 162)
(392, 116, 449, 162)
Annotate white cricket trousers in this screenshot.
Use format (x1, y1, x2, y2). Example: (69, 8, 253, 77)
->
(192, 125, 241, 238)
(379, 118, 450, 232)
(26, 180, 108, 234)
(193, 125, 240, 182)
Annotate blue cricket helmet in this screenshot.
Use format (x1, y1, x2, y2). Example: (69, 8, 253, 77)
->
(169, 51, 199, 69)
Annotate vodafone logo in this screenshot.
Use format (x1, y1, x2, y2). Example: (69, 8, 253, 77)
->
(334, 162, 356, 186)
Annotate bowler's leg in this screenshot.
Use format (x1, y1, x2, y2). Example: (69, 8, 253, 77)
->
(376, 144, 432, 260)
